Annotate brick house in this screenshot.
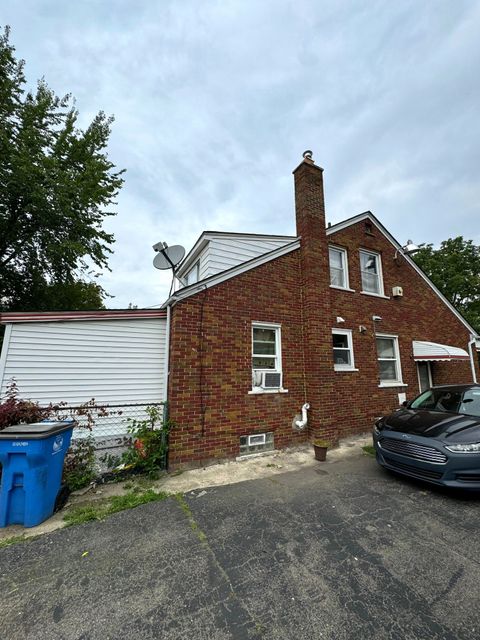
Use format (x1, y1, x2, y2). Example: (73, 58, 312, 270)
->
(1, 152, 478, 467)
(164, 152, 479, 467)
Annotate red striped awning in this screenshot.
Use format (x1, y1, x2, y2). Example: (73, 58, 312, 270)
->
(412, 340, 470, 362)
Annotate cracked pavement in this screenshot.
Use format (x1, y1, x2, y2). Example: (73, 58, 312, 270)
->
(1, 451, 480, 639)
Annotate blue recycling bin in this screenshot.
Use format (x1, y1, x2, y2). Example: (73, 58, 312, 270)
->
(0, 421, 75, 528)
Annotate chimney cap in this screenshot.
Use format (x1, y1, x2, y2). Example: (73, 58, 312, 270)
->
(292, 151, 323, 174)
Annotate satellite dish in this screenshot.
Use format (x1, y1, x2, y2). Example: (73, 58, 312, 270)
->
(153, 244, 185, 270)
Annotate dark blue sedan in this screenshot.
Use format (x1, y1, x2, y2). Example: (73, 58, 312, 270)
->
(373, 384, 480, 489)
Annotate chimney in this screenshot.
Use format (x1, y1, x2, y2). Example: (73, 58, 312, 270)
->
(293, 151, 334, 442)
(293, 150, 329, 289)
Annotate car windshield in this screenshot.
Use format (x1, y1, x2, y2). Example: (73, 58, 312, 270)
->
(410, 388, 480, 417)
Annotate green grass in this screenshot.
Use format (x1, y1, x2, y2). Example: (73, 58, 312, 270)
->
(362, 445, 376, 456)
(63, 489, 169, 526)
(0, 534, 31, 549)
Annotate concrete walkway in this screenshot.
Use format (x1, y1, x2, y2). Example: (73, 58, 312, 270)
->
(0, 434, 371, 540)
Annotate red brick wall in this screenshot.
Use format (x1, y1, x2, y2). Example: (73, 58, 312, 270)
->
(167, 167, 478, 468)
(326, 218, 479, 435)
(168, 251, 309, 467)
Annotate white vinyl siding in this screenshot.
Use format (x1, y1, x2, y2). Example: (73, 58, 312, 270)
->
(207, 237, 290, 276)
(197, 245, 211, 281)
(178, 236, 293, 288)
(0, 319, 167, 406)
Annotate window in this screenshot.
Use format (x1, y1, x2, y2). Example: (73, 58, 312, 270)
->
(332, 329, 356, 371)
(360, 250, 383, 295)
(239, 432, 274, 456)
(185, 261, 200, 286)
(329, 246, 349, 289)
(376, 335, 403, 385)
(251, 323, 283, 390)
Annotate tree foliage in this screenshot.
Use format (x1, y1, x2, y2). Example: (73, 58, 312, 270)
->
(413, 237, 480, 333)
(0, 26, 124, 311)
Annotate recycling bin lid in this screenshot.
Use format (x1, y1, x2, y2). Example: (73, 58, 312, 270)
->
(0, 420, 77, 440)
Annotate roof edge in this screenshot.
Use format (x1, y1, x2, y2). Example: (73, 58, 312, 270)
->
(0, 310, 167, 324)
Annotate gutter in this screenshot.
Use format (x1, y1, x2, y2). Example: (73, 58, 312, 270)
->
(468, 335, 478, 384)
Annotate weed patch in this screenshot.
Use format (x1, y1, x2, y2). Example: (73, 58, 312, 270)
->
(362, 445, 376, 456)
(0, 534, 32, 549)
(175, 494, 207, 542)
(63, 489, 169, 526)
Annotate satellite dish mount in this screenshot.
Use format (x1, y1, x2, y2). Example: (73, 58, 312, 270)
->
(153, 242, 186, 292)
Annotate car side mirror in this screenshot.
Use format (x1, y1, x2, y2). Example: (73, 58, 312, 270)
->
(402, 400, 409, 408)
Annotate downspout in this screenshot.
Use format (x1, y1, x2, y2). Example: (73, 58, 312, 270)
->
(468, 335, 478, 384)
(163, 300, 175, 412)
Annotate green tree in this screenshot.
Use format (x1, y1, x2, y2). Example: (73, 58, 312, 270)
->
(413, 237, 480, 333)
(0, 26, 124, 311)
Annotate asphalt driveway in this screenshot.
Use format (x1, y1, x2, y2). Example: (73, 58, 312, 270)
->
(1, 451, 480, 639)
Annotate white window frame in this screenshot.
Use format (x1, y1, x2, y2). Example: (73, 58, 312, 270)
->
(332, 328, 357, 372)
(359, 249, 385, 297)
(329, 245, 352, 291)
(186, 261, 200, 286)
(250, 322, 287, 394)
(376, 333, 406, 387)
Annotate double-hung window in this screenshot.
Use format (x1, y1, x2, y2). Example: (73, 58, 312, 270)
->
(251, 323, 282, 390)
(376, 334, 403, 385)
(332, 329, 355, 371)
(329, 246, 349, 289)
(360, 250, 383, 295)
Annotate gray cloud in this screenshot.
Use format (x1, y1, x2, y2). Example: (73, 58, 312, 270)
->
(3, 0, 479, 307)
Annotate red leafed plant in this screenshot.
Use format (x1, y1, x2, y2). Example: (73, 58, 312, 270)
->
(0, 379, 57, 430)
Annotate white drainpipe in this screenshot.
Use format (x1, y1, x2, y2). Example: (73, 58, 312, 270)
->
(295, 403, 310, 429)
(163, 302, 174, 404)
(468, 335, 478, 384)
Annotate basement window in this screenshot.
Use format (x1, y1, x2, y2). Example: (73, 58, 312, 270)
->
(239, 432, 274, 456)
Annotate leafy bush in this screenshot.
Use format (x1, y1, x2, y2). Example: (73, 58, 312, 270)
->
(121, 405, 171, 477)
(62, 437, 97, 491)
(0, 380, 54, 429)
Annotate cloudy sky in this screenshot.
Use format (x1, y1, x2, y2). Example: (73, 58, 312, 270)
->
(3, 1, 480, 308)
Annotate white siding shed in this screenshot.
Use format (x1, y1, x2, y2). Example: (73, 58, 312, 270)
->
(0, 311, 168, 438)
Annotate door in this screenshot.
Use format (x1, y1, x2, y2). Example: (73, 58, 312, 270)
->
(417, 362, 432, 393)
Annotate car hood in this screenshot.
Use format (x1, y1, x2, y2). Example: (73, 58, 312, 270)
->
(381, 409, 480, 440)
